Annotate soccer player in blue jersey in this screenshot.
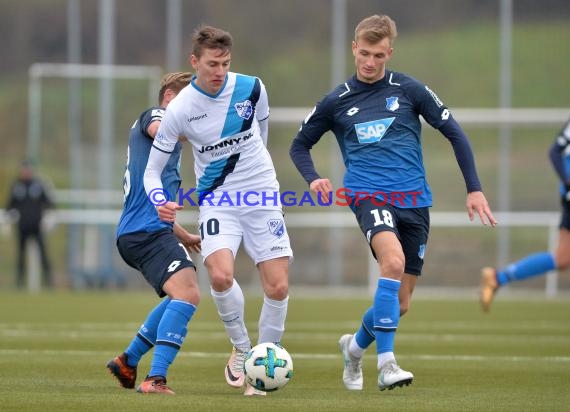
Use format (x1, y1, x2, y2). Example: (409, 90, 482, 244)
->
(290, 14, 497, 391)
(144, 26, 293, 396)
(106, 72, 202, 395)
(480, 117, 570, 311)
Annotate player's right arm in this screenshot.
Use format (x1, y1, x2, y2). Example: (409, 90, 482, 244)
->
(290, 98, 336, 203)
(289, 99, 334, 179)
(144, 107, 183, 222)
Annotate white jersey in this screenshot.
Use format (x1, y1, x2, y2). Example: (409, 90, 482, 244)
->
(147, 72, 280, 209)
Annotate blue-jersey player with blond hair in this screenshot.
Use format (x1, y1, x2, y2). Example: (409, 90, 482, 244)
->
(107, 72, 202, 395)
(290, 14, 496, 391)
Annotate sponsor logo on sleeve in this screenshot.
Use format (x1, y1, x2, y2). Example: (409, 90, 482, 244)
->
(151, 109, 165, 119)
(425, 85, 444, 107)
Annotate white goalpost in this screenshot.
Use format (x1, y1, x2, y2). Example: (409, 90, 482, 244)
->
(25, 62, 162, 291)
(23, 63, 569, 294)
(27, 62, 162, 162)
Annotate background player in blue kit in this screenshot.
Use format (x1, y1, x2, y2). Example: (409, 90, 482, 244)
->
(290, 14, 497, 391)
(144, 26, 293, 396)
(106, 72, 202, 395)
(480, 117, 570, 312)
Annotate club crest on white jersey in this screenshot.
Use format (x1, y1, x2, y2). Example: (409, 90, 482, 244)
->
(235, 100, 253, 120)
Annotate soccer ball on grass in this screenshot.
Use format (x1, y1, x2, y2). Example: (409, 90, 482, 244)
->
(244, 342, 293, 392)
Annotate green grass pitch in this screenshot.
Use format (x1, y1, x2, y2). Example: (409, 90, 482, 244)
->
(0, 291, 569, 411)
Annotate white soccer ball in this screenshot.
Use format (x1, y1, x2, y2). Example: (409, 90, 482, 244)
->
(244, 342, 294, 392)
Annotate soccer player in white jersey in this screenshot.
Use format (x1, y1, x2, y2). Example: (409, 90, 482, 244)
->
(144, 25, 293, 396)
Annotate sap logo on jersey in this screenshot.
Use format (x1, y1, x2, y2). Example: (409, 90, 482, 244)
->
(354, 117, 395, 144)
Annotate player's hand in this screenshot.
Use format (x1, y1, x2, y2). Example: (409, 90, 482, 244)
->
(309, 178, 333, 204)
(466, 191, 497, 227)
(156, 201, 183, 222)
(182, 233, 201, 253)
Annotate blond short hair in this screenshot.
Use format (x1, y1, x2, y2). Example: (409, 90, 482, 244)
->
(158, 72, 193, 105)
(354, 14, 397, 45)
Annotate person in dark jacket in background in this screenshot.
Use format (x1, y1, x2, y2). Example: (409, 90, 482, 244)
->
(5, 160, 54, 289)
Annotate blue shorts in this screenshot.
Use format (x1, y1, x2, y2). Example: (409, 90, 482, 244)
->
(354, 199, 430, 276)
(117, 228, 196, 297)
(560, 196, 570, 230)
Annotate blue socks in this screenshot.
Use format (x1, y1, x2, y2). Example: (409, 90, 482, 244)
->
(354, 307, 375, 349)
(149, 299, 197, 378)
(373, 278, 401, 354)
(125, 297, 171, 367)
(354, 278, 402, 354)
(496, 252, 556, 286)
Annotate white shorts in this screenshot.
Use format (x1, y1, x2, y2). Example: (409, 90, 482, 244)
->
(198, 207, 293, 265)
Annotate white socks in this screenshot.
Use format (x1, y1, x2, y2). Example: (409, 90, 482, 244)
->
(349, 337, 366, 359)
(378, 351, 396, 370)
(211, 280, 289, 349)
(258, 294, 289, 344)
(211, 280, 251, 351)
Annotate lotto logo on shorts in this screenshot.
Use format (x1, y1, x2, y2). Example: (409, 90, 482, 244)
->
(267, 219, 285, 238)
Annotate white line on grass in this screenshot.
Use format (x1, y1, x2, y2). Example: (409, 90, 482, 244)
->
(2, 328, 569, 345)
(1, 348, 569, 363)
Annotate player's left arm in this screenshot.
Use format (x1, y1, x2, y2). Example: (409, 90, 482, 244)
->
(146, 109, 165, 139)
(173, 222, 201, 253)
(409, 79, 496, 226)
(137, 107, 165, 140)
(438, 118, 497, 226)
(256, 79, 270, 146)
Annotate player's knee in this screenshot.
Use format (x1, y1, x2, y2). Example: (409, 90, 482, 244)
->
(165, 269, 201, 305)
(209, 270, 234, 291)
(174, 289, 201, 306)
(264, 281, 288, 301)
(381, 255, 405, 276)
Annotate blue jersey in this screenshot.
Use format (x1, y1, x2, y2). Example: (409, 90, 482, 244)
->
(116, 107, 182, 237)
(292, 70, 478, 208)
(551, 117, 570, 196)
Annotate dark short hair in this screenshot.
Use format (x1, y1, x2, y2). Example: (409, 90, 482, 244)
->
(191, 25, 233, 59)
